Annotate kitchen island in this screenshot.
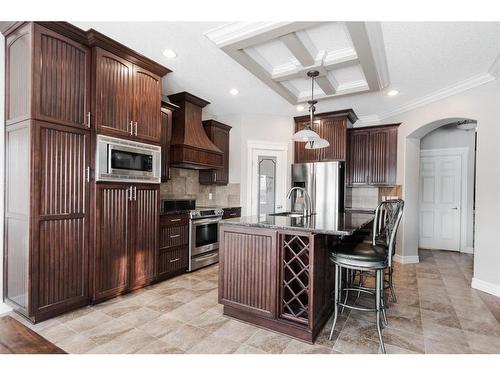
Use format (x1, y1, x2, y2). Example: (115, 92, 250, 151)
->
(218, 211, 374, 343)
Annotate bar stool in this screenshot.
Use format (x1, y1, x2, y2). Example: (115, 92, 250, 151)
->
(328, 199, 404, 353)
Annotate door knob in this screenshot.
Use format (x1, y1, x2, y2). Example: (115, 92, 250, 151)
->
(451, 207, 459, 210)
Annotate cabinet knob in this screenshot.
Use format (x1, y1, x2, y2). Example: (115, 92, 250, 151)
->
(169, 258, 180, 263)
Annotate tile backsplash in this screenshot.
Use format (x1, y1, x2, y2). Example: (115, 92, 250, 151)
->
(160, 168, 241, 207)
(346, 185, 403, 210)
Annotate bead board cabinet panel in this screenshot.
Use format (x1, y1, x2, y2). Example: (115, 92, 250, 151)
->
(158, 213, 189, 281)
(33, 24, 91, 129)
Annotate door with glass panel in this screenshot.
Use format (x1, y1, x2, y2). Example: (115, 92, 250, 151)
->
(257, 156, 277, 217)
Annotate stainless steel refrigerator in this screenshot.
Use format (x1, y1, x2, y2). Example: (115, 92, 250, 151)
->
(291, 161, 345, 215)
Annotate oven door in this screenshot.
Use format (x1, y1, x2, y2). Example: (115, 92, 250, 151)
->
(108, 144, 154, 178)
(191, 217, 221, 256)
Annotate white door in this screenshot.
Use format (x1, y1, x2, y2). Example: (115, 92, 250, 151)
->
(247, 142, 288, 217)
(419, 152, 462, 251)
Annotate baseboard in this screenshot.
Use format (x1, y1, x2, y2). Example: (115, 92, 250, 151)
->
(393, 254, 420, 264)
(471, 277, 500, 297)
(0, 302, 13, 316)
(461, 246, 474, 254)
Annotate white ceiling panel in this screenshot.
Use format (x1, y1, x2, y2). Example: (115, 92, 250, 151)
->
(330, 64, 366, 85)
(250, 39, 297, 68)
(301, 22, 353, 55)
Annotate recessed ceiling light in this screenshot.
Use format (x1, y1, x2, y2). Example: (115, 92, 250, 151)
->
(387, 89, 399, 96)
(162, 49, 177, 58)
(229, 88, 239, 96)
(296, 105, 305, 111)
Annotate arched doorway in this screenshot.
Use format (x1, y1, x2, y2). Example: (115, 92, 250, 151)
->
(398, 117, 477, 263)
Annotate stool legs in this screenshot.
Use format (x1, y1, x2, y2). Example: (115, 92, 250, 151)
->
(388, 266, 397, 303)
(329, 264, 340, 340)
(376, 269, 386, 353)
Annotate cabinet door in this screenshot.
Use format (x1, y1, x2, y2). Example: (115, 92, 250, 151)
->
(294, 121, 320, 163)
(368, 127, 398, 185)
(160, 107, 173, 181)
(316, 118, 347, 161)
(347, 130, 370, 185)
(94, 184, 130, 301)
(129, 185, 159, 288)
(200, 126, 230, 184)
(33, 122, 90, 314)
(133, 66, 161, 143)
(94, 48, 134, 138)
(33, 24, 91, 129)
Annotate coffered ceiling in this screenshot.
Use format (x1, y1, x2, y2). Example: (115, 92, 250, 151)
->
(205, 22, 389, 105)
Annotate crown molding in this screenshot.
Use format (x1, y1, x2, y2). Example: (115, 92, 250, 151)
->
(365, 22, 390, 90)
(377, 72, 495, 120)
(356, 114, 381, 126)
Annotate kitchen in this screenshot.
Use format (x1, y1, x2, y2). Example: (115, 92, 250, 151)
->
(0, 4, 500, 367)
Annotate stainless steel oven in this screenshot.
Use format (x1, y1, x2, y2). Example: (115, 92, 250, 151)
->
(189, 208, 223, 271)
(96, 135, 161, 183)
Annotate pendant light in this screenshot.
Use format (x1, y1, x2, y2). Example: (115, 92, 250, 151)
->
(291, 70, 329, 149)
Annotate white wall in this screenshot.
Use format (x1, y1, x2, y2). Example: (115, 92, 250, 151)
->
(218, 113, 294, 216)
(385, 81, 500, 296)
(0, 33, 10, 314)
(420, 124, 476, 250)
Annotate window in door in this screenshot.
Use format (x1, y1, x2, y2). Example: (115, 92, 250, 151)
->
(257, 156, 276, 217)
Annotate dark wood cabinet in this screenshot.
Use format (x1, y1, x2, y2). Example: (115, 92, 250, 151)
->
(133, 67, 162, 143)
(199, 120, 231, 185)
(93, 183, 159, 302)
(160, 101, 178, 181)
(94, 47, 134, 138)
(94, 50, 163, 144)
(346, 124, 399, 186)
(2, 22, 170, 321)
(293, 109, 357, 164)
(33, 24, 91, 129)
(158, 213, 189, 281)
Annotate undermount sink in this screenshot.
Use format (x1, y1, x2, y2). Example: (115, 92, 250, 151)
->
(269, 212, 314, 218)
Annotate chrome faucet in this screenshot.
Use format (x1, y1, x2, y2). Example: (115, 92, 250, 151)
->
(287, 187, 313, 217)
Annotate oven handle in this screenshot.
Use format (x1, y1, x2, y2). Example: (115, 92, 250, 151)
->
(192, 217, 222, 226)
(195, 252, 219, 260)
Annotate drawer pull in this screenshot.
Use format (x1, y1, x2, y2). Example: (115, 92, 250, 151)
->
(169, 258, 180, 263)
(229, 213, 237, 216)
(170, 218, 181, 222)
(170, 234, 180, 239)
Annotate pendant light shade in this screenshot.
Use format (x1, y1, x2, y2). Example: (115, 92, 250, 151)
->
(305, 138, 330, 149)
(292, 127, 321, 142)
(291, 70, 329, 149)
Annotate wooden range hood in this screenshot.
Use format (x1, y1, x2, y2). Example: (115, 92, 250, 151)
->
(167, 92, 223, 169)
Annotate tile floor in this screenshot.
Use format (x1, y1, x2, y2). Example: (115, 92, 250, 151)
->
(9, 249, 500, 354)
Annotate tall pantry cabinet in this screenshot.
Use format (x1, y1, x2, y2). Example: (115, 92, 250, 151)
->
(2, 22, 170, 322)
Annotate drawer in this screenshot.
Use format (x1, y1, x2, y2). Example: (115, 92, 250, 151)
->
(160, 224, 189, 249)
(222, 207, 241, 219)
(158, 246, 188, 277)
(191, 251, 219, 271)
(161, 213, 189, 227)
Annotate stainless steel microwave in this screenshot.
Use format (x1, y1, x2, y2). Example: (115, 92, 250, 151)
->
(96, 135, 161, 183)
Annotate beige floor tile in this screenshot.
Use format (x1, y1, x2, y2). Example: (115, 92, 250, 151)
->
(143, 296, 184, 313)
(135, 339, 184, 354)
(57, 333, 99, 354)
(97, 299, 141, 318)
(87, 328, 157, 354)
(245, 329, 292, 354)
(160, 324, 210, 352)
(164, 303, 207, 323)
(365, 326, 425, 354)
(64, 310, 113, 333)
(282, 339, 333, 354)
(168, 289, 207, 303)
(333, 331, 380, 354)
(82, 319, 135, 345)
(464, 331, 500, 353)
(38, 323, 77, 344)
(212, 320, 259, 343)
(188, 310, 229, 333)
(187, 334, 240, 354)
(424, 337, 471, 354)
(56, 306, 96, 324)
(137, 315, 185, 338)
(116, 307, 161, 327)
(233, 344, 267, 354)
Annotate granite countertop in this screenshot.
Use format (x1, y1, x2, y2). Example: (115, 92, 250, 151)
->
(221, 211, 374, 236)
(160, 206, 242, 215)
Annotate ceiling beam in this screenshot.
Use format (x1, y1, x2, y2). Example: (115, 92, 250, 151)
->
(315, 76, 336, 95)
(279, 32, 315, 67)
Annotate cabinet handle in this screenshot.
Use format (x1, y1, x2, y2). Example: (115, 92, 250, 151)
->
(170, 234, 180, 239)
(129, 121, 134, 135)
(133, 186, 137, 201)
(214, 172, 217, 182)
(128, 186, 133, 201)
(86, 166, 90, 182)
(169, 258, 180, 263)
(229, 213, 237, 217)
(86, 112, 91, 128)
(170, 218, 181, 222)
(134, 121, 138, 136)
